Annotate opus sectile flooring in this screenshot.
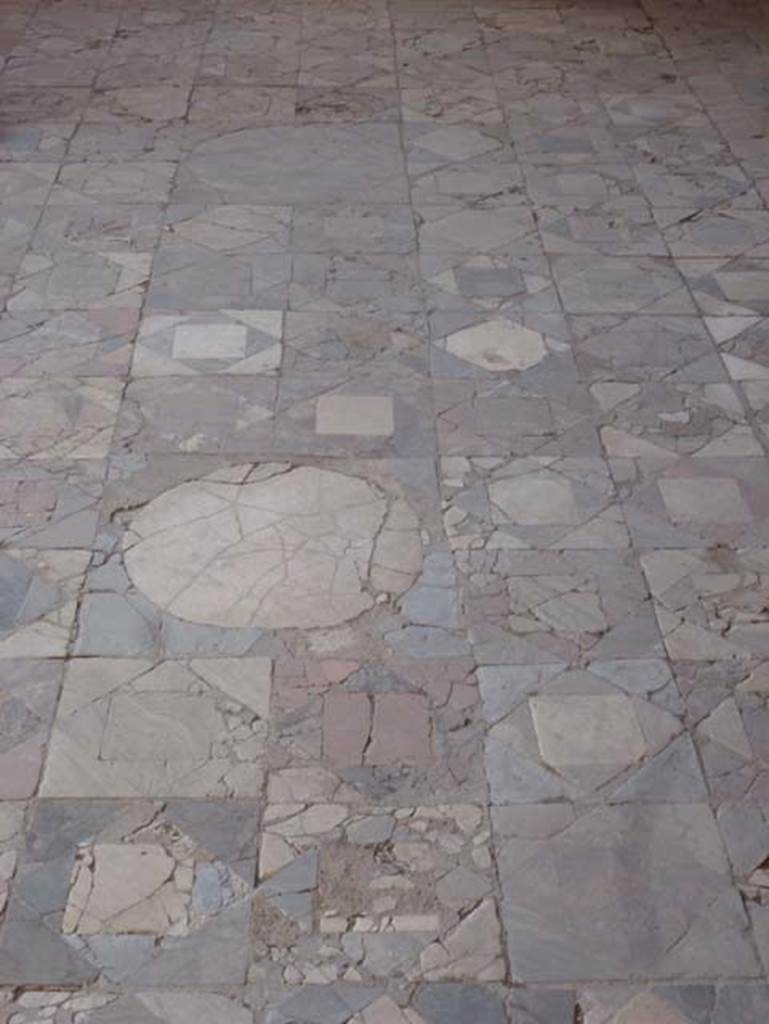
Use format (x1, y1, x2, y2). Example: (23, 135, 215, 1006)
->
(4, 0, 769, 1021)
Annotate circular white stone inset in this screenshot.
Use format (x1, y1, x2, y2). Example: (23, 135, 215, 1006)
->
(123, 465, 421, 630)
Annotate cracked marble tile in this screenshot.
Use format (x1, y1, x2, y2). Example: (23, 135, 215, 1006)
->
(660, 204, 769, 259)
(114, 376, 277, 454)
(510, 114, 622, 166)
(48, 162, 176, 204)
(538, 194, 667, 258)
(0, 164, 57, 204)
(458, 546, 662, 667)
(26, 203, 164, 255)
(0, 206, 43, 283)
(0, 660, 61, 798)
(0, 309, 136, 379)
(433, 373, 600, 456)
(441, 455, 627, 550)
(552, 255, 694, 315)
(578, 984, 769, 1023)
(678, 257, 769, 319)
(401, 83, 503, 127)
(175, 125, 408, 205)
(0, 800, 258, 985)
(406, 125, 523, 207)
(295, 87, 399, 124)
(479, 659, 701, 805)
(299, 39, 395, 91)
(145, 205, 291, 311)
(494, 802, 760, 982)
(252, 982, 511, 1024)
(186, 86, 297, 135)
(612, 456, 769, 549)
(291, 206, 416, 254)
(633, 163, 756, 210)
(569, 314, 718, 383)
(74, 458, 446, 661)
(280, 311, 427, 376)
(0, 989, 255, 1024)
(0, 459, 103, 548)
(42, 656, 273, 798)
(641, 547, 769, 661)
(95, 22, 209, 89)
(198, 28, 300, 87)
(0, 547, 89, 657)
(597, 377, 761, 460)
(132, 310, 283, 377)
(427, 240, 563, 344)
(290, 254, 423, 317)
(674, 660, 769, 817)
(252, 803, 503, 985)
(271, 654, 486, 804)
(1, 33, 108, 89)
(417, 205, 535, 254)
(82, 85, 192, 132)
(8, 249, 152, 310)
(0, 804, 24, 928)
(0, 378, 121, 460)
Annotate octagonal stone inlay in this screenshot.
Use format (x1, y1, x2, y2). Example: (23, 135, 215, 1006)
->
(444, 320, 547, 372)
(123, 465, 422, 630)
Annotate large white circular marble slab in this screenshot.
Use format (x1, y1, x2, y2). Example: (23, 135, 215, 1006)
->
(123, 465, 422, 630)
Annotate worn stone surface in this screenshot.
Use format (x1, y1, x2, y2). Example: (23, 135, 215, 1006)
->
(2, 0, 769, 1009)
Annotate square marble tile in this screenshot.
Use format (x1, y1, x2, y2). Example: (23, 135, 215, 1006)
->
(0, 800, 258, 985)
(495, 802, 760, 981)
(133, 311, 283, 376)
(253, 802, 503, 985)
(274, 365, 433, 456)
(42, 657, 273, 798)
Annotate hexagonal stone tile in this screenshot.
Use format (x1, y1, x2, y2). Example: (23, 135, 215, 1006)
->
(443, 320, 547, 372)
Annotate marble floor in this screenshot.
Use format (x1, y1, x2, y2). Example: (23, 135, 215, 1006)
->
(2, 0, 769, 1019)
